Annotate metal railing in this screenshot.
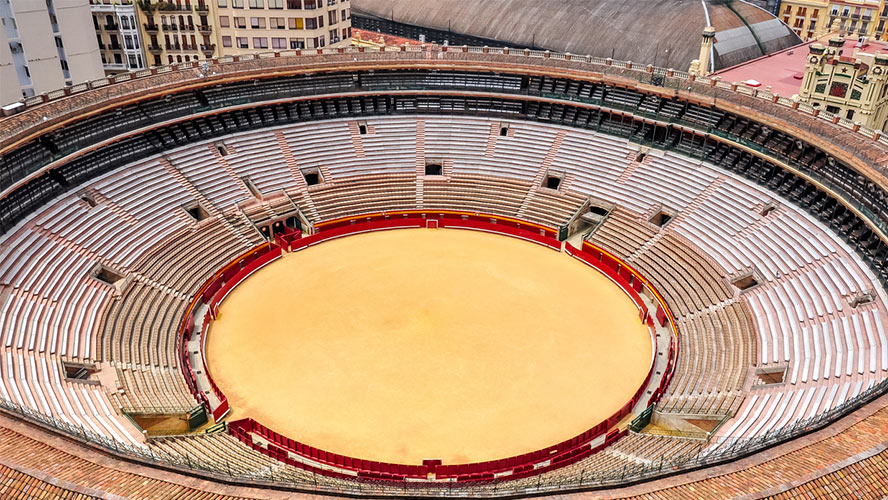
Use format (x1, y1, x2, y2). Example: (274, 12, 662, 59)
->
(1, 374, 886, 497)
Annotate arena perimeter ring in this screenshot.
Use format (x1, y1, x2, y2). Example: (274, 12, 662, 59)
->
(185, 214, 677, 481)
(208, 228, 652, 464)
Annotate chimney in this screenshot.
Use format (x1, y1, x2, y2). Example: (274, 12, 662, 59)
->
(696, 26, 716, 76)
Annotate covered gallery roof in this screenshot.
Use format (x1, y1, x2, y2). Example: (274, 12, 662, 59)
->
(351, 0, 803, 71)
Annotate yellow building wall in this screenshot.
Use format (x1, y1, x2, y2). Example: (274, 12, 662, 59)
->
(781, 0, 830, 40)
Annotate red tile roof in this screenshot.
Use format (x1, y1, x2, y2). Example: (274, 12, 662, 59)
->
(351, 29, 432, 47)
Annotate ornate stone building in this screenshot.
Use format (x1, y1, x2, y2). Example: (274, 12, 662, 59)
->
(798, 36, 888, 129)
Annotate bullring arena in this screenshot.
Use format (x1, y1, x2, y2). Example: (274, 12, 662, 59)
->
(0, 45, 887, 499)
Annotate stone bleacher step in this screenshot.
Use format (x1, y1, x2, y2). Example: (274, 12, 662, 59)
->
(157, 157, 222, 216)
(667, 175, 728, 229)
(516, 131, 566, 218)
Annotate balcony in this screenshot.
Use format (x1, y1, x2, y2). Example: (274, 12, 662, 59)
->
(143, 22, 159, 32)
(162, 23, 178, 30)
(863, 15, 872, 21)
(198, 24, 212, 33)
(196, 2, 209, 12)
(200, 43, 215, 54)
(145, 1, 192, 12)
(165, 42, 181, 50)
(181, 24, 195, 31)
(104, 22, 119, 30)
(109, 43, 122, 50)
(148, 44, 163, 53)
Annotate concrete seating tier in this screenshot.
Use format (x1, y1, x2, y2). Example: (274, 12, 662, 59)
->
(0, 114, 883, 482)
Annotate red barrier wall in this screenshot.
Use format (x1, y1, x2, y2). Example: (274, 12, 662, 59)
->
(173, 214, 678, 484)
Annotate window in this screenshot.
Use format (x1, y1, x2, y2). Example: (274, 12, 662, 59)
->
(250, 16, 266, 28)
(328, 9, 337, 24)
(268, 0, 282, 8)
(222, 35, 232, 47)
(287, 0, 301, 7)
(219, 15, 230, 27)
(270, 17, 285, 28)
(318, 15, 323, 27)
(289, 38, 304, 48)
(237, 36, 248, 48)
(252, 36, 268, 48)
(235, 16, 246, 28)
(304, 0, 316, 7)
(217, 0, 226, 6)
(305, 17, 316, 29)
(272, 36, 286, 48)
(233, 0, 243, 7)
(289, 17, 303, 29)
(318, 34, 324, 46)
(249, 0, 263, 7)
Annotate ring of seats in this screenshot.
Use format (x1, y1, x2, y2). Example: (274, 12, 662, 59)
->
(0, 49, 887, 496)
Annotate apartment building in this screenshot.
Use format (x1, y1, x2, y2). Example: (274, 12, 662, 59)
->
(134, 0, 213, 66)
(0, 0, 104, 104)
(779, 0, 827, 40)
(826, 0, 883, 37)
(91, 0, 147, 74)
(128, 0, 349, 67)
(214, 0, 350, 54)
(780, 0, 888, 41)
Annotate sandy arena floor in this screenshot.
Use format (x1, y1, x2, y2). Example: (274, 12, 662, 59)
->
(207, 228, 652, 464)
